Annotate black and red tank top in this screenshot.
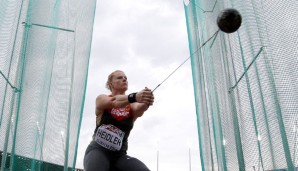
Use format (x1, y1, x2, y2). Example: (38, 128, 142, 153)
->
(94, 104, 134, 152)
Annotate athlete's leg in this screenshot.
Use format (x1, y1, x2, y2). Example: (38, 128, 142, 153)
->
(112, 155, 150, 171)
(84, 144, 110, 171)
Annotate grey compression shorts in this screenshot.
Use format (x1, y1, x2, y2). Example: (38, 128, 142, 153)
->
(84, 141, 150, 171)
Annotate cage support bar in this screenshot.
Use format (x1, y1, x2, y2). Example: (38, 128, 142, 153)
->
(229, 46, 263, 93)
(22, 22, 74, 32)
(0, 70, 20, 92)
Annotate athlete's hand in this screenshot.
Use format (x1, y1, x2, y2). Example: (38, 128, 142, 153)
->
(136, 87, 154, 106)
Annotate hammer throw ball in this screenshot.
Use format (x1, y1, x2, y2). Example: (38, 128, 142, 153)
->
(217, 8, 242, 33)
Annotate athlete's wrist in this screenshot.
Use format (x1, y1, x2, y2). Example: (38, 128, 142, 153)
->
(128, 93, 137, 103)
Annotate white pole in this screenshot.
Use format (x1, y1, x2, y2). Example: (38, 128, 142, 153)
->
(156, 141, 159, 171)
(189, 147, 192, 171)
(157, 149, 159, 171)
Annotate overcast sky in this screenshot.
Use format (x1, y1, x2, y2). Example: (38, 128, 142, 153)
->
(76, 0, 202, 170)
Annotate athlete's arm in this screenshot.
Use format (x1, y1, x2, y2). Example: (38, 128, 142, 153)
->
(131, 103, 150, 120)
(95, 87, 154, 120)
(131, 87, 154, 120)
(96, 94, 128, 110)
(96, 88, 153, 110)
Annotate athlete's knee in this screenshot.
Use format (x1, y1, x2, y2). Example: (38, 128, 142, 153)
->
(114, 156, 150, 171)
(83, 147, 109, 171)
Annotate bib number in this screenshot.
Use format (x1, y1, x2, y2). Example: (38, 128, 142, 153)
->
(95, 124, 125, 151)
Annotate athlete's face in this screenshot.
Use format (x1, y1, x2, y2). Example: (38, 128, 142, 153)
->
(110, 71, 128, 92)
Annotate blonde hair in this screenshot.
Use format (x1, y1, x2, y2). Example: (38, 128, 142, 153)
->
(105, 70, 123, 91)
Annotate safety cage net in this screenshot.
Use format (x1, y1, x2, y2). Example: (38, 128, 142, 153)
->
(184, 0, 298, 170)
(0, 0, 96, 170)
